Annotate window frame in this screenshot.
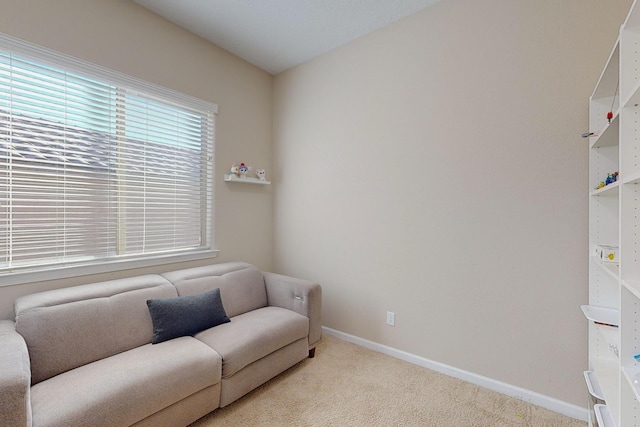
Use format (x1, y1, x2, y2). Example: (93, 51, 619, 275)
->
(0, 33, 218, 287)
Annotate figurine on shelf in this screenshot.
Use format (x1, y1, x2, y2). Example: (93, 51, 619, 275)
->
(229, 163, 240, 178)
(595, 181, 605, 190)
(607, 111, 613, 124)
(256, 168, 267, 182)
(239, 162, 251, 178)
(605, 171, 619, 185)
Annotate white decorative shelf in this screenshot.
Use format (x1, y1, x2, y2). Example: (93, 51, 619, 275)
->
(584, 370, 605, 400)
(623, 170, 640, 185)
(623, 279, 640, 300)
(622, 365, 640, 403)
(595, 404, 616, 427)
(623, 79, 640, 109)
(591, 181, 620, 197)
(592, 359, 621, 414)
(224, 174, 271, 185)
(590, 113, 620, 149)
(581, 305, 619, 327)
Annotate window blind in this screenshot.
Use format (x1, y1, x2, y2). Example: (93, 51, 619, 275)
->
(0, 35, 216, 274)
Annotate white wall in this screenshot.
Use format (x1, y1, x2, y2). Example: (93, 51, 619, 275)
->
(0, 0, 273, 319)
(273, 0, 631, 407)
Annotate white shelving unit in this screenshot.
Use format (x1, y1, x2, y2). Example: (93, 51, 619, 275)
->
(587, 2, 640, 425)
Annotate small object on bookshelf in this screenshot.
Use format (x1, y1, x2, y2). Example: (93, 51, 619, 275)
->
(594, 172, 619, 189)
(595, 245, 618, 263)
(605, 171, 619, 185)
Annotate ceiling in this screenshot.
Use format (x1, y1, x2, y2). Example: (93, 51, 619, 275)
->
(133, 0, 442, 74)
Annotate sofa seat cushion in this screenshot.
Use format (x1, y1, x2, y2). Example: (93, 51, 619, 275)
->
(30, 336, 221, 427)
(195, 306, 309, 378)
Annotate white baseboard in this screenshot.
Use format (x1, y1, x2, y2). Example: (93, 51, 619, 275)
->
(321, 326, 588, 422)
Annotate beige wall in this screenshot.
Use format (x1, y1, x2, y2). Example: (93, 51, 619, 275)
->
(273, 0, 631, 406)
(0, 0, 273, 318)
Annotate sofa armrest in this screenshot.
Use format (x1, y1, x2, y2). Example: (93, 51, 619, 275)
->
(0, 320, 32, 427)
(263, 272, 322, 349)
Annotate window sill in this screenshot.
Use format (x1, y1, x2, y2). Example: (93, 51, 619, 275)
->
(0, 249, 220, 287)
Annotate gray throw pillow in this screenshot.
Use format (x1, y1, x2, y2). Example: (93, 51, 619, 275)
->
(147, 288, 230, 344)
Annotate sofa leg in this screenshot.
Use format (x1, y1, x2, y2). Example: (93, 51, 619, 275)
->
(308, 348, 316, 358)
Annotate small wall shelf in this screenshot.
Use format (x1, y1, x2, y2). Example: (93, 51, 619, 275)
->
(224, 174, 271, 185)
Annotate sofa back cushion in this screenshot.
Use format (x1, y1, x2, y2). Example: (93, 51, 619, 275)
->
(14, 275, 176, 385)
(162, 262, 267, 318)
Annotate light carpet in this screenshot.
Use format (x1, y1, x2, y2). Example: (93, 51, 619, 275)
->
(190, 335, 586, 427)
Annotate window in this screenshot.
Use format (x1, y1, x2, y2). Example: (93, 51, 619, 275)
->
(0, 34, 217, 282)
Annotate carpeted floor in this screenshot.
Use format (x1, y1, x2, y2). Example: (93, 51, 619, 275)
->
(190, 335, 587, 427)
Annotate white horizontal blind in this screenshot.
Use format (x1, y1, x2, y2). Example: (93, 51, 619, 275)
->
(119, 92, 211, 255)
(0, 35, 216, 274)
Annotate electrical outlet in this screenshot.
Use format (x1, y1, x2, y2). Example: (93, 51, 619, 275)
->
(386, 311, 395, 326)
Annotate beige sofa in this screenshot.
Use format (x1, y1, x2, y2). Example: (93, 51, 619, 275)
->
(0, 262, 322, 427)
